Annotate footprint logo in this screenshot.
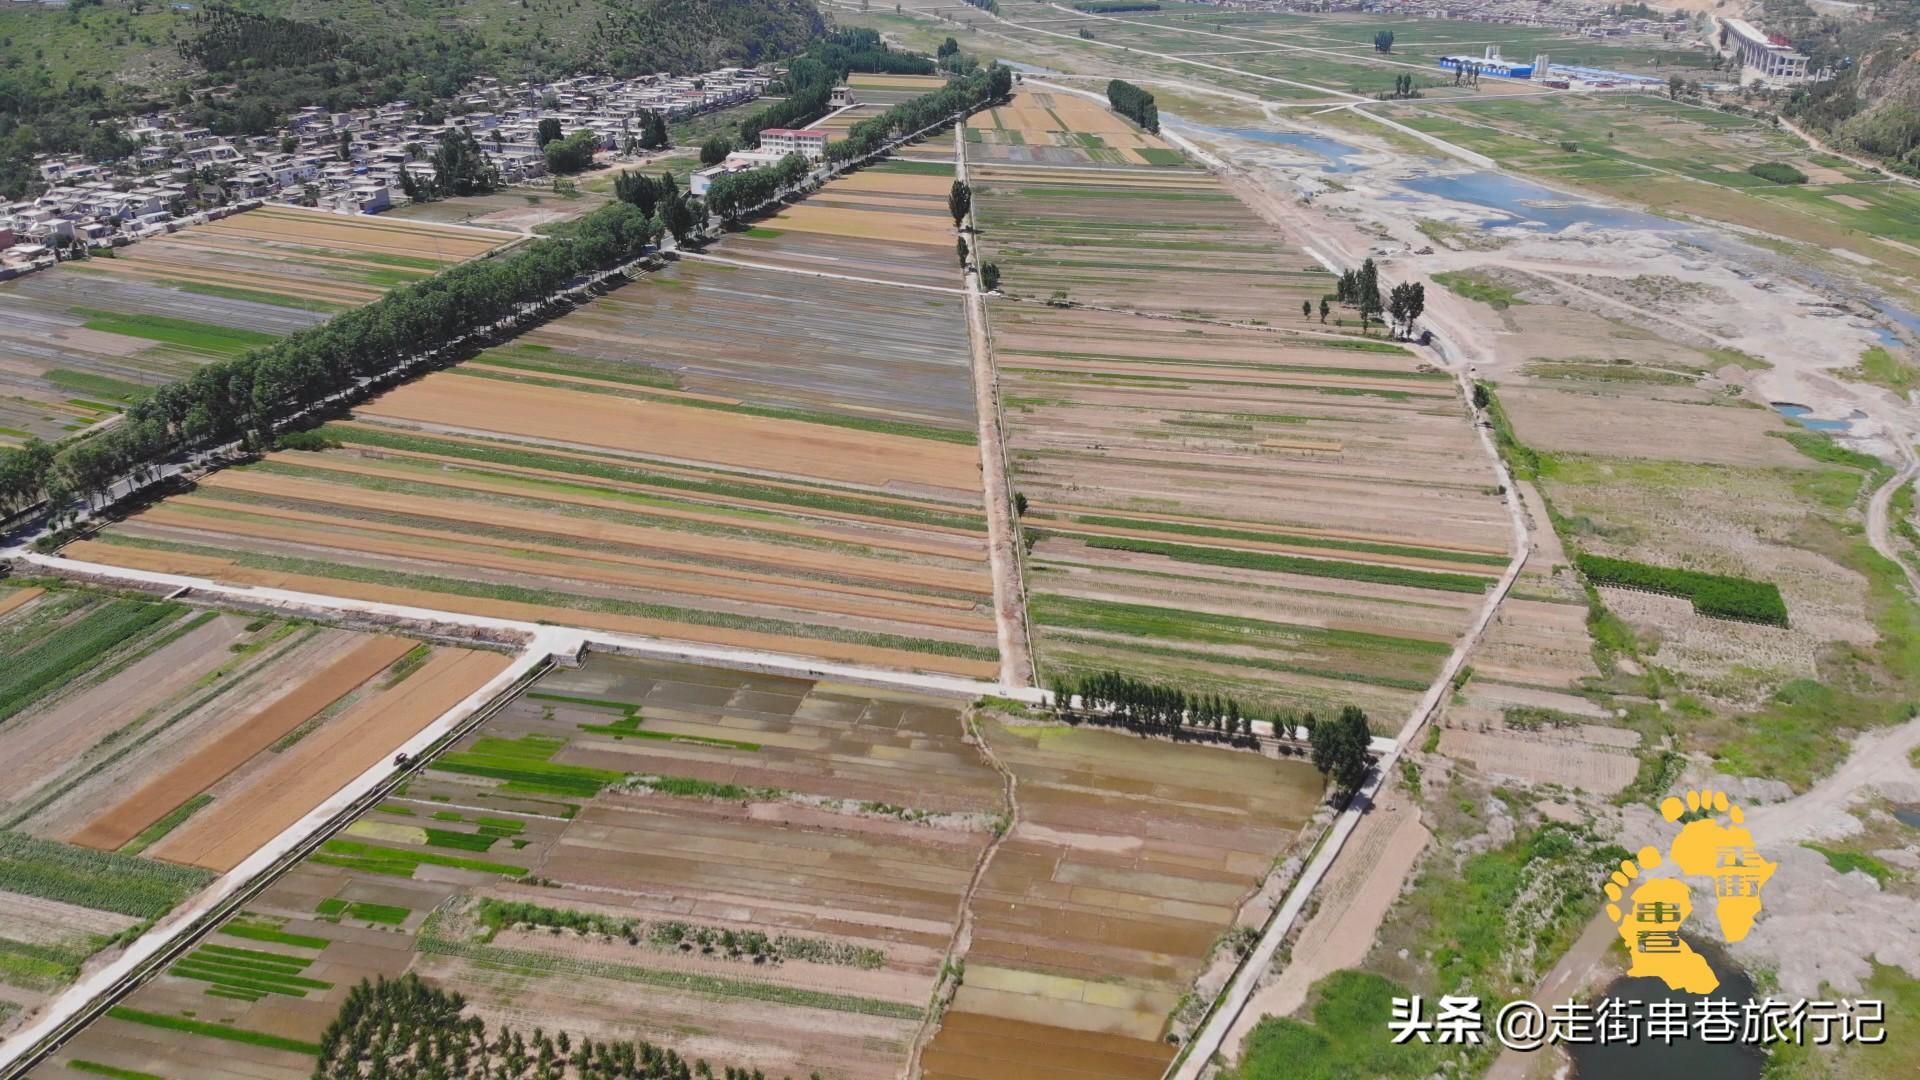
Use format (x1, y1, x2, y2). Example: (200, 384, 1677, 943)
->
(1602, 790, 1775, 994)
(1661, 789, 1776, 944)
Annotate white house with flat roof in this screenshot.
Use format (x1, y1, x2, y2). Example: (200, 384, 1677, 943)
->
(759, 127, 828, 161)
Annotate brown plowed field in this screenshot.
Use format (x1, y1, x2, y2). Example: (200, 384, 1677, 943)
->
(151, 647, 513, 871)
(201, 454, 982, 559)
(131, 506, 990, 634)
(359, 375, 979, 492)
(47, 656, 1002, 1080)
(70, 636, 418, 851)
(921, 717, 1321, 1080)
(0, 587, 46, 617)
(146, 497, 981, 610)
(61, 540, 1002, 679)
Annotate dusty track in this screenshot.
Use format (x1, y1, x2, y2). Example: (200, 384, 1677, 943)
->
(958, 133, 1037, 688)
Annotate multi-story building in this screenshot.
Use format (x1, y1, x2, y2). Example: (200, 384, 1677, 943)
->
(759, 128, 829, 161)
(1718, 18, 1809, 85)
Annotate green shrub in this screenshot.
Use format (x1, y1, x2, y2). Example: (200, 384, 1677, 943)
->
(273, 429, 340, 452)
(1747, 161, 1808, 184)
(1576, 554, 1788, 626)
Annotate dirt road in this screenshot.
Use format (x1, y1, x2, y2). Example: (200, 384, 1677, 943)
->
(957, 133, 1037, 688)
(1866, 447, 1920, 598)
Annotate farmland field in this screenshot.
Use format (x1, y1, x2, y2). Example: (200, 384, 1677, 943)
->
(971, 159, 1338, 322)
(0, 207, 509, 445)
(35, 654, 1327, 1080)
(385, 187, 612, 233)
(0, 583, 508, 1037)
(64, 163, 998, 679)
(958, 95, 1508, 722)
(38, 654, 1009, 1080)
(993, 300, 1506, 722)
(920, 714, 1321, 1080)
(965, 87, 1181, 167)
(848, 71, 950, 103)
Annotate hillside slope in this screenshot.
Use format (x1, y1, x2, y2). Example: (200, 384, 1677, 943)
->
(1793, 33, 1920, 175)
(1767, 1, 1920, 175)
(0, 0, 825, 196)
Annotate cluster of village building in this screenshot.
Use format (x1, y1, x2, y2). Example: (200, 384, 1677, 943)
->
(3, 67, 770, 275)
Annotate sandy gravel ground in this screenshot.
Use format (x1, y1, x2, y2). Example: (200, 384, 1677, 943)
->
(1222, 787, 1429, 1055)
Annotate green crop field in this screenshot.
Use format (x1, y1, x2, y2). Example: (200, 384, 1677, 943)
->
(0, 832, 212, 919)
(0, 597, 186, 725)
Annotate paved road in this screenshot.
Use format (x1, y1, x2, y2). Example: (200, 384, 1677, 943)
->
(27, 552, 1030, 702)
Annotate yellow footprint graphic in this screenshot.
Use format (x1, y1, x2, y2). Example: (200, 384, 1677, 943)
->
(1605, 846, 1721, 994)
(1661, 789, 1776, 943)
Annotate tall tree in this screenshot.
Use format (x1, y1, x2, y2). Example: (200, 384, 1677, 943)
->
(1355, 258, 1383, 332)
(535, 118, 563, 147)
(662, 194, 695, 244)
(699, 135, 733, 166)
(640, 110, 669, 150)
(1392, 280, 1425, 337)
(614, 171, 658, 215)
(432, 129, 499, 196)
(948, 179, 972, 227)
(1310, 706, 1372, 797)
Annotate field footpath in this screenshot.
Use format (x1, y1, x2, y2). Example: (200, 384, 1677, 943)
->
(958, 131, 1038, 688)
(904, 708, 1022, 1076)
(676, 249, 967, 294)
(1867, 442, 1920, 598)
